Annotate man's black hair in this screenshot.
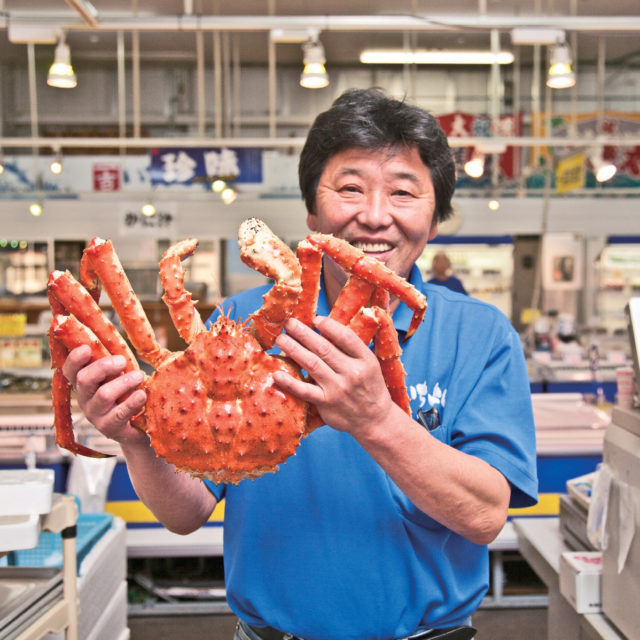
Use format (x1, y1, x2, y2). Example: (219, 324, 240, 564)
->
(298, 87, 456, 223)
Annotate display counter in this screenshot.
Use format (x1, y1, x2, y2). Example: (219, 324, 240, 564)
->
(513, 517, 624, 640)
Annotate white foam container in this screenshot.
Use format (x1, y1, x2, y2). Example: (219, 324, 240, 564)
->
(0, 469, 55, 516)
(0, 513, 41, 551)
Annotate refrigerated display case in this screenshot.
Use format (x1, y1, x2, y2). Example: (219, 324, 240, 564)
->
(417, 238, 514, 319)
(595, 240, 640, 333)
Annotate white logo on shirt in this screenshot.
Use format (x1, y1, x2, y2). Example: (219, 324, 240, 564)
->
(409, 381, 447, 409)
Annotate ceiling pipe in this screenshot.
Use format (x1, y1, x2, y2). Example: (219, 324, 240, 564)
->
(5, 13, 640, 33)
(63, 0, 98, 28)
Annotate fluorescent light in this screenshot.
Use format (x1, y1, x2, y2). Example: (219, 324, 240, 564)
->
(360, 49, 514, 65)
(47, 38, 77, 88)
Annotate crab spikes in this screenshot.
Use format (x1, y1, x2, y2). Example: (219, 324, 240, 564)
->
(305, 234, 427, 339)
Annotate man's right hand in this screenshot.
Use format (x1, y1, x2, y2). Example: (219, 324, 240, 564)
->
(62, 345, 149, 447)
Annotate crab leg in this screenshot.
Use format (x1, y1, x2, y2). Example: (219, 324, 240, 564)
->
(348, 307, 411, 415)
(48, 311, 113, 458)
(238, 218, 302, 349)
(305, 234, 427, 338)
(291, 239, 322, 327)
(48, 270, 139, 373)
(159, 238, 206, 344)
(82, 238, 169, 368)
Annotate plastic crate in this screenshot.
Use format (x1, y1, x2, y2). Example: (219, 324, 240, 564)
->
(7, 512, 114, 573)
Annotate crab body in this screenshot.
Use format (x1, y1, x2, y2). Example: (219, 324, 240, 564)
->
(48, 218, 426, 484)
(142, 316, 306, 484)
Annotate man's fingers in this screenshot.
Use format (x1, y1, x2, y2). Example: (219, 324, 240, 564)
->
(313, 316, 371, 358)
(89, 369, 145, 414)
(61, 345, 93, 385)
(110, 389, 147, 425)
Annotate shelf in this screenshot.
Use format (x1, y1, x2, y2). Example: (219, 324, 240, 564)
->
(1, 494, 80, 640)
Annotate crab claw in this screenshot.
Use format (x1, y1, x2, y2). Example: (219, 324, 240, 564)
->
(52, 367, 112, 459)
(306, 234, 427, 338)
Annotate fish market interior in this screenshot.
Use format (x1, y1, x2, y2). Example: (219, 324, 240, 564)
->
(1, 1, 640, 639)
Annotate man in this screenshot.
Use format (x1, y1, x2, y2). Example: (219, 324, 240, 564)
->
(427, 251, 468, 295)
(64, 88, 537, 640)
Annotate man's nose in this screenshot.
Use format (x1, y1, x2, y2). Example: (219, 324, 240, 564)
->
(359, 192, 392, 227)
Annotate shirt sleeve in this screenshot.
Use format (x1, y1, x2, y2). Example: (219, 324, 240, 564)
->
(451, 320, 538, 508)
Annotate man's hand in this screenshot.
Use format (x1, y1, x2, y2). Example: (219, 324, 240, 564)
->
(273, 316, 397, 437)
(62, 345, 148, 446)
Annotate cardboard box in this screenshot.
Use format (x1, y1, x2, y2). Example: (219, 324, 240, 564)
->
(559, 551, 602, 613)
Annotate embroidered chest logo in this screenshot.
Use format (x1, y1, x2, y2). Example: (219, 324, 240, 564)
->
(408, 381, 447, 409)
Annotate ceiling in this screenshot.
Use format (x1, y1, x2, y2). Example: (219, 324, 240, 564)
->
(2, 0, 640, 69)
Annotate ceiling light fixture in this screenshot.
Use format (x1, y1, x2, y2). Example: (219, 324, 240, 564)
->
(211, 178, 226, 193)
(589, 149, 617, 183)
(300, 36, 329, 89)
(47, 34, 77, 88)
(360, 49, 514, 65)
(50, 149, 63, 175)
(464, 150, 486, 178)
(141, 201, 156, 217)
(546, 36, 576, 89)
(29, 202, 43, 217)
(221, 187, 237, 205)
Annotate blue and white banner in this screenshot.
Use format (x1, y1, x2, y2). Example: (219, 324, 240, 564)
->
(148, 147, 263, 186)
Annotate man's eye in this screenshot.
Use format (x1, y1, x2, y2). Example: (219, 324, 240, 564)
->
(393, 189, 414, 197)
(340, 185, 362, 193)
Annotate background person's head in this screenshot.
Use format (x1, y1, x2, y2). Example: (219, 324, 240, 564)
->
(431, 252, 452, 279)
(299, 87, 456, 224)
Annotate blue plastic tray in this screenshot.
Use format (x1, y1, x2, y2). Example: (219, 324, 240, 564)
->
(7, 512, 114, 573)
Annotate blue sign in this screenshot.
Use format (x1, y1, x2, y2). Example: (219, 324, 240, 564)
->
(148, 147, 263, 186)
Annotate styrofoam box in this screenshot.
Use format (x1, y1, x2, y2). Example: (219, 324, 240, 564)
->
(0, 513, 40, 551)
(559, 551, 603, 614)
(0, 469, 54, 516)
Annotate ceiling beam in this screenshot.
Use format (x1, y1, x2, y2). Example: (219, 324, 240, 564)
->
(63, 0, 98, 28)
(4, 13, 640, 34)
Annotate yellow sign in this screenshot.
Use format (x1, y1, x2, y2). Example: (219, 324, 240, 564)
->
(555, 150, 586, 194)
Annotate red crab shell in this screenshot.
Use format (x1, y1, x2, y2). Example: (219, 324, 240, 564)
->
(138, 314, 307, 484)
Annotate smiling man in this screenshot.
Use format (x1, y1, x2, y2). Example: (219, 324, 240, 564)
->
(63, 88, 537, 640)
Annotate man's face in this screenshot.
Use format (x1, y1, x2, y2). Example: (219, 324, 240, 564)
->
(307, 146, 438, 298)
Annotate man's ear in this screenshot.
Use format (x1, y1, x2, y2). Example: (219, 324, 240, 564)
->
(428, 218, 438, 241)
(306, 212, 318, 231)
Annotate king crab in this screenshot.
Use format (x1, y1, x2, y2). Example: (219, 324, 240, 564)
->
(47, 218, 427, 484)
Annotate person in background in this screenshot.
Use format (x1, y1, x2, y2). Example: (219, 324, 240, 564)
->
(62, 88, 537, 640)
(428, 251, 468, 295)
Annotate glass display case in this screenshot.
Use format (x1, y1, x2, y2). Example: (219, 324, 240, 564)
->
(595, 243, 640, 333)
(417, 240, 514, 320)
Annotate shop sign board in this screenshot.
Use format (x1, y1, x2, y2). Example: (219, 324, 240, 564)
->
(118, 203, 178, 236)
(148, 147, 263, 186)
(555, 150, 586, 194)
(93, 162, 121, 192)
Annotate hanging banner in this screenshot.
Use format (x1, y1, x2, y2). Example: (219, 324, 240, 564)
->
(530, 111, 640, 187)
(555, 150, 586, 194)
(438, 111, 523, 183)
(148, 147, 263, 186)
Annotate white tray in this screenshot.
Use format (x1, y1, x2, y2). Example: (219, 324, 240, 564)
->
(0, 469, 55, 516)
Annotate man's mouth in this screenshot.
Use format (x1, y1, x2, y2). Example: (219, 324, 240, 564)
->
(350, 240, 394, 254)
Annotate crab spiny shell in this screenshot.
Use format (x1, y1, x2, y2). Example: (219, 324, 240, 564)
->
(142, 315, 307, 484)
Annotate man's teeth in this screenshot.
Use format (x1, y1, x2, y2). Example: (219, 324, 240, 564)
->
(352, 241, 393, 253)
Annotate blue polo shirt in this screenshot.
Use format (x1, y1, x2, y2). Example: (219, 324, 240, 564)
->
(205, 265, 537, 640)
